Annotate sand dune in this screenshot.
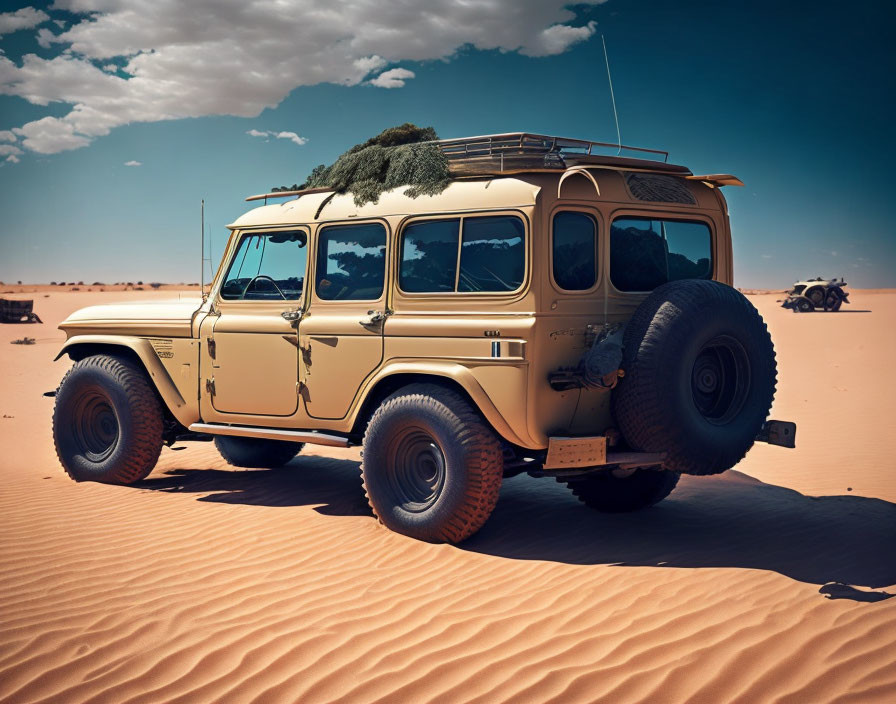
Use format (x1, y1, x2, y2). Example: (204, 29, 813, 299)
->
(1, 290, 894, 703)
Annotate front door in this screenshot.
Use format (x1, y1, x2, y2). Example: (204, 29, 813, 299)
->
(200, 229, 308, 420)
(300, 221, 388, 420)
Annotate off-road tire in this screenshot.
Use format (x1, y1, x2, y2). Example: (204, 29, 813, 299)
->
(614, 279, 776, 475)
(561, 468, 680, 512)
(214, 436, 303, 468)
(795, 298, 814, 313)
(361, 384, 503, 543)
(824, 291, 843, 312)
(53, 354, 164, 484)
(806, 286, 825, 308)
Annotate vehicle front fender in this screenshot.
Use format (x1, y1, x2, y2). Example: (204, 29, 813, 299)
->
(55, 335, 196, 427)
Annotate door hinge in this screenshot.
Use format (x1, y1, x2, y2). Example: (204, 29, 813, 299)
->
(205, 378, 216, 396)
(206, 337, 216, 359)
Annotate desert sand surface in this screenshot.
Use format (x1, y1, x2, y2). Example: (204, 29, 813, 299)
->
(1, 289, 894, 703)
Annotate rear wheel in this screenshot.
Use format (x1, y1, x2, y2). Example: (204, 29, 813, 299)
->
(53, 355, 164, 484)
(561, 468, 680, 512)
(361, 384, 503, 543)
(214, 436, 303, 468)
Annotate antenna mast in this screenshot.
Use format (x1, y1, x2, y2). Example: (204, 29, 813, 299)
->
(601, 35, 622, 156)
(200, 199, 206, 300)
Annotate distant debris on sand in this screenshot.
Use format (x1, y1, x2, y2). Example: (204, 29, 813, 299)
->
(11, 337, 36, 345)
(0, 298, 43, 324)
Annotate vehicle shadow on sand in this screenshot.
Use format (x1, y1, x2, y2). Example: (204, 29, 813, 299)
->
(137, 458, 895, 596)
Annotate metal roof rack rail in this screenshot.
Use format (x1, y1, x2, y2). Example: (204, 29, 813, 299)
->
(435, 132, 688, 176)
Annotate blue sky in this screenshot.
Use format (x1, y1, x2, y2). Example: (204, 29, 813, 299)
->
(0, 0, 893, 288)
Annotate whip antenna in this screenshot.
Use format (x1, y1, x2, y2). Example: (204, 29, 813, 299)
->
(601, 34, 622, 155)
(200, 199, 206, 300)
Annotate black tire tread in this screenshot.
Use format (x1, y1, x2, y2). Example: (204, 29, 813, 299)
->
(615, 280, 777, 475)
(214, 436, 303, 468)
(560, 469, 680, 513)
(361, 384, 503, 543)
(53, 354, 164, 484)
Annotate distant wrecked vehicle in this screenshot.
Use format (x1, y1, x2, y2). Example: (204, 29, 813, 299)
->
(781, 277, 849, 312)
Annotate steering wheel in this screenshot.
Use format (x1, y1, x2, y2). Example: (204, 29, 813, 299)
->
(242, 275, 286, 300)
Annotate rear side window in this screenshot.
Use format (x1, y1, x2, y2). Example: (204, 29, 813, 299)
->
(316, 223, 387, 301)
(552, 211, 597, 291)
(400, 219, 460, 292)
(610, 217, 712, 292)
(398, 215, 525, 293)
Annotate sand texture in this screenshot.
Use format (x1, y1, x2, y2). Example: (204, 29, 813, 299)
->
(1, 290, 894, 703)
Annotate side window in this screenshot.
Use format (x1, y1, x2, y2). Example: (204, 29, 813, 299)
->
(316, 222, 387, 301)
(220, 231, 307, 300)
(399, 219, 460, 292)
(610, 217, 712, 292)
(459, 216, 525, 292)
(552, 211, 597, 291)
(398, 214, 526, 294)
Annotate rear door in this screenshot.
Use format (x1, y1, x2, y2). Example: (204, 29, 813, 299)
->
(299, 221, 388, 420)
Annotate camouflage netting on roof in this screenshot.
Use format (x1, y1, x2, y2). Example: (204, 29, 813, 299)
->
(273, 123, 452, 207)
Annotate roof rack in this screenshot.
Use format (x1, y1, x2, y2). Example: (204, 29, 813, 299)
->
(436, 132, 687, 177)
(245, 186, 333, 203)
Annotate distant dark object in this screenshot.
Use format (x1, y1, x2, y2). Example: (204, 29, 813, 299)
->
(137, 280, 143, 285)
(781, 277, 850, 313)
(0, 298, 42, 324)
(149, 282, 162, 289)
(92, 281, 105, 286)
(50, 281, 57, 285)
(11, 337, 36, 345)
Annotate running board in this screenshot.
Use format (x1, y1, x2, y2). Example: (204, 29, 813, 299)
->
(188, 423, 351, 448)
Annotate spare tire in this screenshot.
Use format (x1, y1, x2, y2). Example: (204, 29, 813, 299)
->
(613, 280, 776, 475)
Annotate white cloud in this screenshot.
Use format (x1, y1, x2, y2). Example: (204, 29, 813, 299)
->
(0, 130, 17, 142)
(247, 129, 307, 146)
(124, 159, 141, 166)
(369, 67, 415, 89)
(36, 27, 56, 48)
(0, 143, 23, 156)
(0, 7, 49, 35)
(2, 1, 605, 154)
(275, 131, 307, 146)
(6, 154, 21, 163)
(12, 116, 91, 153)
(528, 20, 598, 56)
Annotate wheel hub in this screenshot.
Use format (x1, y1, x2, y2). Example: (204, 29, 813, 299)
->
(387, 428, 447, 512)
(691, 335, 751, 425)
(73, 388, 120, 461)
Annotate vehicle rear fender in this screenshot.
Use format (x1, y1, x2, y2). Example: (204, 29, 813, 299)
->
(350, 361, 538, 449)
(55, 335, 195, 427)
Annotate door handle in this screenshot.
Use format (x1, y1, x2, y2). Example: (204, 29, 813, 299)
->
(281, 309, 302, 322)
(360, 309, 391, 327)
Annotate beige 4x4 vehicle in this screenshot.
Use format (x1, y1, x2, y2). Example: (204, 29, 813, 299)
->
(52, 133, 795, 543)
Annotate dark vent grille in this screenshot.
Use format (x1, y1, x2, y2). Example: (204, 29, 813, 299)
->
(626, 173, 696, 205)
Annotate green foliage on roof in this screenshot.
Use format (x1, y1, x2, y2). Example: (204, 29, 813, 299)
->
(273, 123, 451, 206)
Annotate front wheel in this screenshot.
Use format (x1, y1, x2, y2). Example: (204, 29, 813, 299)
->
(561, 468, 680, 512)
(361, 384, 503, 543)
(53, 355, 164, 484)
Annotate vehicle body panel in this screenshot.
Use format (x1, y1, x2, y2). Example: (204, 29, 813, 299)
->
(57, 169, 734, 451)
